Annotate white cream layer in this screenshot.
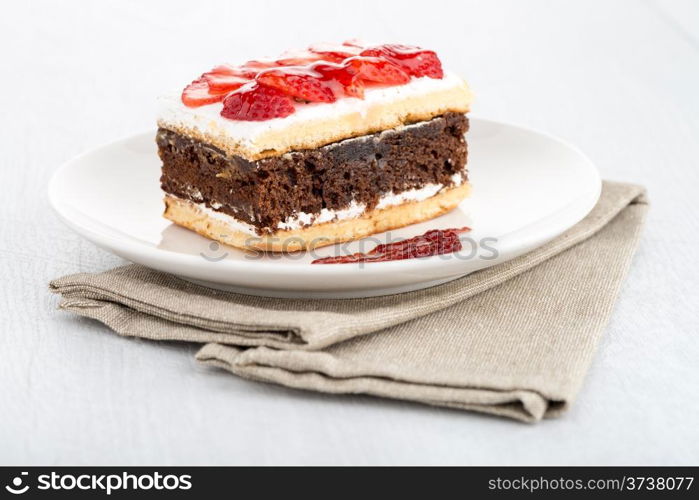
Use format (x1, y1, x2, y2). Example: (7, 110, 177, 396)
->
(182, 174, 463, 236)
(195, 201, 260, 236)
(157, 72, 466, 147)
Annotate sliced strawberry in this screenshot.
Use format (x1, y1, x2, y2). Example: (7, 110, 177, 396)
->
(308, 43, 362, 63)
(256, 67, 336, 103)
(181, 77, 225, 107)
(221, 82, 295, 121)
(339, 74, 364, 98)
(345, 56, 410, 85)
(311, 62, 365, 99)
(360, 44, 443, 78)
(275, 49, 324, 66)
(206, 63, 253, 79)
(202, 73, 249, 94)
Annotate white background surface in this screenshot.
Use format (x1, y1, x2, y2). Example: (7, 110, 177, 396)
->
(1, 0, 698, 465)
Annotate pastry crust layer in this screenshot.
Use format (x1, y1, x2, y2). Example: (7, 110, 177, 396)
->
(158, 79, 472, 161)
(163, 183, 471, 252)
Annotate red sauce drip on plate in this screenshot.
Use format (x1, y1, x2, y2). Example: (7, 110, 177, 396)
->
(311, 227, 471, 264)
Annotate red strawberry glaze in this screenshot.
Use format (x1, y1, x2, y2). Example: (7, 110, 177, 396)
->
(202, 73, 249, 94)
(310, 62, 364, 99)
(311, 227, 471, 264)
(257, 66, 337, 103)
(181, 78, 226, 107)
(180, 41, 446, 121)
(221, 83, 294, 121)
(345, 56, 410, 85)
(360, 44, 443, 79)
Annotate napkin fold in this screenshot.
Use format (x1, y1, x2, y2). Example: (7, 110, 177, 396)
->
(50, 181, 647, 422)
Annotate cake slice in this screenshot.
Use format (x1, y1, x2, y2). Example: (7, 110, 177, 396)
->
(157, 41, 473, 252)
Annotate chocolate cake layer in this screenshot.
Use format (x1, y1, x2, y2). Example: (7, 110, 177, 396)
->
(158, 112, 468, 233)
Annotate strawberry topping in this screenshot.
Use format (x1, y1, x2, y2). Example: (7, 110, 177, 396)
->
(311, 62, 364, 99)
(202, 73, 249, 94)
(345, 56, 410, 85)
(257, 67, 336, 103)
(209, 63, 257, 79)
(179, 41, 446, 119)
(209, 64, 241, 75)
(221, 83, 295, 121)
(181, 78, 227, 107)
(360, 44, 444, 79)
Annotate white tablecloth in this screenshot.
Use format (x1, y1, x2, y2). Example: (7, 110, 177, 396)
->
(1, 0, 697, 464)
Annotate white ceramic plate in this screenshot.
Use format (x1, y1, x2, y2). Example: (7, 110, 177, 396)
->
(49, 118, 600, 298)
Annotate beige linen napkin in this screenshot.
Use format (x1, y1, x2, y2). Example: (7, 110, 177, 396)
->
(50, 181, 647, 422)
